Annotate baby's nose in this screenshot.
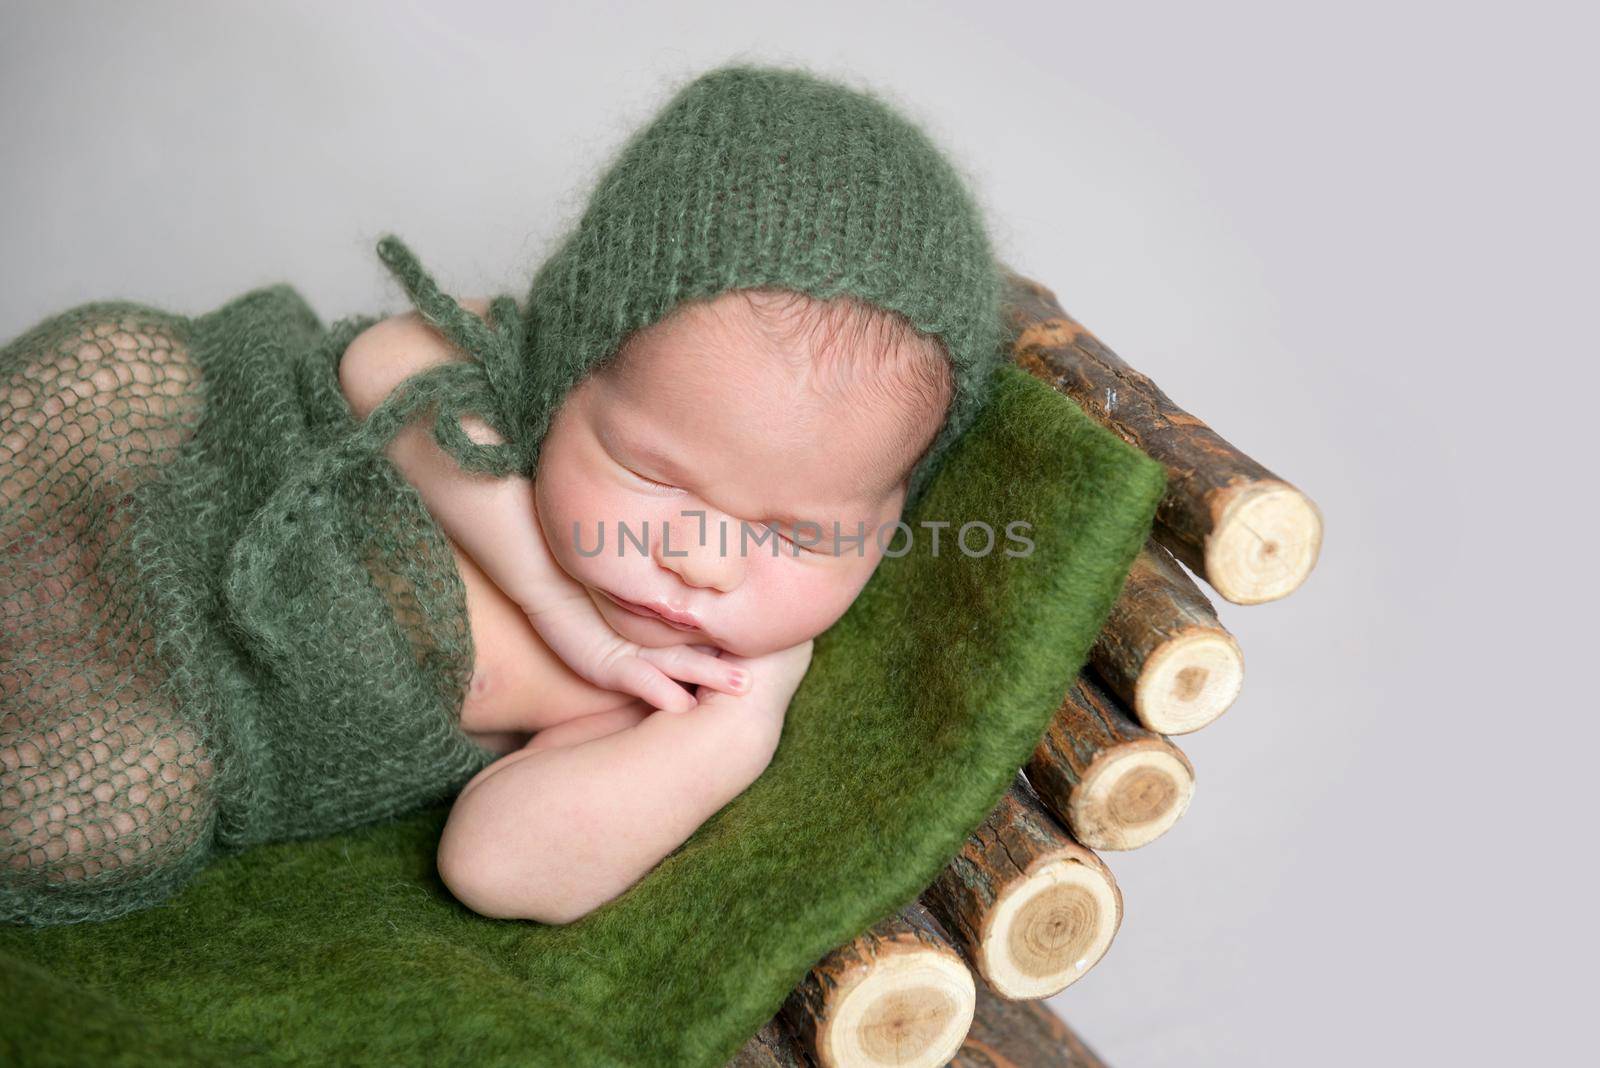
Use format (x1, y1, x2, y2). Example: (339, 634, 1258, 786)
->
(652, 511, 742, 591)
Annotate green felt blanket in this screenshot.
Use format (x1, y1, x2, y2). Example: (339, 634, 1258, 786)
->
(0, 360, 1165, 1067)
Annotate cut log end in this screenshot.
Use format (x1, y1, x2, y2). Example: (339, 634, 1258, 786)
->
(1136, 627, 1245, 734)
(1070, 739, 1196, 850)
(984, 856, 1121, 999)
(923, 780, 1124, 1001)
(817, 951, 976, 1068)
(1203, 481, 1324, 604)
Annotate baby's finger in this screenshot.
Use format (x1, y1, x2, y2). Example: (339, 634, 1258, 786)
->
(638, 645, 751, 697)
(607, 655, 698, 714)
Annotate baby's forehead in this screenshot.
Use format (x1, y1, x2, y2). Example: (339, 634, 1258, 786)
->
(594, 307, 942, 507)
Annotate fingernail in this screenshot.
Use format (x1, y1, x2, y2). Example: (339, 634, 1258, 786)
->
(729, 669, 748, 691)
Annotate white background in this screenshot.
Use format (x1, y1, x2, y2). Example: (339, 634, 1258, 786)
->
(3, 2, 1592, 1063)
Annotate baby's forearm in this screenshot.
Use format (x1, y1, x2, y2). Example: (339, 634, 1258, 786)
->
(436, 698, 782, 924)
(384, 416, 558, 611)
(340, 301, 557, 611)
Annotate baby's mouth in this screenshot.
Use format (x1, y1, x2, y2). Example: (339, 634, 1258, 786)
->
(600, 589, 703, 632)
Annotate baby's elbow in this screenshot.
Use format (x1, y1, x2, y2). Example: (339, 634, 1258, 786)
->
(436, 827, 608, 926)
(436, 829, 508, 919)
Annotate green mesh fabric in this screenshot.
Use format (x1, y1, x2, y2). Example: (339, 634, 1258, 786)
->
(0, 268, 513, 927)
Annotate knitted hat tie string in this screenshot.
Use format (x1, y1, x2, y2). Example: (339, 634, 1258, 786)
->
(362, 234, 534, 479)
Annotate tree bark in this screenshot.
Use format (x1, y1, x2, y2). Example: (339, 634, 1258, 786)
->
(1025, 673, 1195, 850)
(727, 1016, 815, 1068)
(1001, 268, 1322, 605)
(953, 979, 1112, 1068)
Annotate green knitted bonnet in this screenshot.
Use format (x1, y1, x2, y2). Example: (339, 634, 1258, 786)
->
(369, 62, 1006, 514)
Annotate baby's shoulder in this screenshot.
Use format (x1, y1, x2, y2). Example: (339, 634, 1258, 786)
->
(338, 297, 493, 419)
(346, 296, 493, 368)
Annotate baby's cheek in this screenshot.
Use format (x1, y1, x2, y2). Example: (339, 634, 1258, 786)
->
(751, 562, 863, 645)
(536, 475, 621, 581)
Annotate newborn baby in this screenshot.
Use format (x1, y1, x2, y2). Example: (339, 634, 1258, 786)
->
(337, 284, 954, 923)
(0, 63, 1005, 931)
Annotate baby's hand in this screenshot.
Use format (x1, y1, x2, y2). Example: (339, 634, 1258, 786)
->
(690, 638, 814, 719)
(523, 586, 749, 714)
(452, 479, 748, 713)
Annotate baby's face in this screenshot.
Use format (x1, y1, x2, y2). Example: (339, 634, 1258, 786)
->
(533, 291, 942, 658)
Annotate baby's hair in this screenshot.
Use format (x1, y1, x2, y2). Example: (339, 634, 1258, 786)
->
(724, 287, 955, 488)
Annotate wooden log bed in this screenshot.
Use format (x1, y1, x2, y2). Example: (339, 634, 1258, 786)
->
(726, 270, 1321, 1067)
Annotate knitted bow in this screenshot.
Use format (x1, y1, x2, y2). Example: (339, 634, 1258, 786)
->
(221, 236, 534, 696)
(342, 234, 535, 480)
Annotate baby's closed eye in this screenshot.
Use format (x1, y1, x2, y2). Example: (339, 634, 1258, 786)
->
(614, 459, 823, 554)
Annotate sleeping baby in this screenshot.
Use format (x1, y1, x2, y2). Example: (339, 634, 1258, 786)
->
(0, 62, 1006, 928)
(339, 281, 952, 923)
(329, 66, 1007, 924)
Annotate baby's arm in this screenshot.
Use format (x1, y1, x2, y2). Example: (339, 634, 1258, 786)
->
(338, 304, 744, 712)
(436, 638, 814, 924)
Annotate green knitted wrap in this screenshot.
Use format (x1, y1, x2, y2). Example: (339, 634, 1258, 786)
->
(1, 62, 1007, 926)
(0, 288, 505, 926)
